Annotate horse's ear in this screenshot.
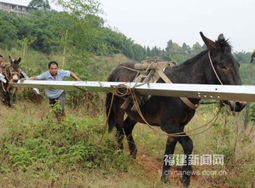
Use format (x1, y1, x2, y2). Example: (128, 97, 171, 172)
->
(200, 32, 217, 49)
(17, 57, 22, 64)
(9, 56, 12, 63)
(218, 34, 225, 41)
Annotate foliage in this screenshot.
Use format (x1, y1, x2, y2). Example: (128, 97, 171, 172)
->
(54, 0, 100, 18)
(234, 51, 252, 64)
(28, 0, 51, 10)
(0, 115, 130, 172)
(0, 5, 253, 63)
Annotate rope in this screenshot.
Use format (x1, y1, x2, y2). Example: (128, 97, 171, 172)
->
(97, 92, 115, 145)
(120, 66, 140, 73)
(121, 64, 198, 110)
(113, 84, 221, 137)
(208, 51, 223, 85)
(1, 81, 6, 92)
(131, 88, 220, 137)
(93, 51, 225, 141)
(3, 66, 11, 82)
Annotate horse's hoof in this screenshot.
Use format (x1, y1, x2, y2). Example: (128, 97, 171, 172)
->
(180, 176, 190, 187)
(130, 150, 137, 159)
(130, 153, 136, 159)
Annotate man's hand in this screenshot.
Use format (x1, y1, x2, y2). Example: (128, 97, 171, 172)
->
(29, 77, 38, 80)
(70, 72, 81, 81)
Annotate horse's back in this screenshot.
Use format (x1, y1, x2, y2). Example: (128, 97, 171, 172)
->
(108, 62, 137, 82)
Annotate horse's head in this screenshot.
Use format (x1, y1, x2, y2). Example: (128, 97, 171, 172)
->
(7, 56, 22, 83)
(200, 32, 246, 112)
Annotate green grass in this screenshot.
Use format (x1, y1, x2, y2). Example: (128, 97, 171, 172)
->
(0, 99, 255, 187)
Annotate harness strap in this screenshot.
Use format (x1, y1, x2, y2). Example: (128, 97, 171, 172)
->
(156, 68, 198, 110)
(121, 62, 198, 110)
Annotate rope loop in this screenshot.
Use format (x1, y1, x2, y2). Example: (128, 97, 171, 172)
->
(111, 83, 221, 137)
(113, 84, 132, 97)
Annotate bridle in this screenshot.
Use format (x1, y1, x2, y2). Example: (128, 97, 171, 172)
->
(208, 51, 242, 110)
(208, 51, 224, 85)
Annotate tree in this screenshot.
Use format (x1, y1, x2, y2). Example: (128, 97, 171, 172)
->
(54, 0, 101, 18)
(28, 0, 51, 10)
(0, 11, 19, 48)
(181, 42, 191, 54)
(192, 42, 203, 54)
(234, 51, 251, 64)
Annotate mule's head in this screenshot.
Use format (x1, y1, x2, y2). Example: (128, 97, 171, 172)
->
(200, 32, 246, 112)
(7, 56, 22, 83)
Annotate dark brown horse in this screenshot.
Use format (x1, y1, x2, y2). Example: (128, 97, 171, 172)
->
(0, 56, 23, 106)
(105, 32, 246, 187)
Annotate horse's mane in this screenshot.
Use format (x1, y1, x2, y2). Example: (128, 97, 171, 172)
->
(175, 50, 208, 68)
(175, 38, 232, 68)
(216, 38, 232, 52)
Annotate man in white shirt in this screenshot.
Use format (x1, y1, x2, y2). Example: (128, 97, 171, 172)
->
(30, 61, 80, 119)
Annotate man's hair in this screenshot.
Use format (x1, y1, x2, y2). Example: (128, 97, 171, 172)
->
(48, 61, 58, 68)
(0, 54, 3, 58)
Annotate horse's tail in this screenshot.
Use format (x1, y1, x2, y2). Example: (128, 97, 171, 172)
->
(105, 63, 135, 132)
(105, 66, 118, 132)
(105, 92, 115, 132)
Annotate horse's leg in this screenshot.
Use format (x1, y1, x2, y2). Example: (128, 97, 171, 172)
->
(161, 136, 178, 183)
(4, 92, 11, 106)
(123, 117, 137, 158)
(115, 110, 125, 150)
(0, 89, 4, 104)
(11, 88, 17, 103)
(178, 135, 193, 187)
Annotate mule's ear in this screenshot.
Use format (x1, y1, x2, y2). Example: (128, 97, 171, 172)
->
(218, 33, 225, 41)
(200, 32, 217, 49)
(9, 56, 12, 63)
(17, 57, 22, 64)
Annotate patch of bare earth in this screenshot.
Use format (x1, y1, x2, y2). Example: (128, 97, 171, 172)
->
(136, 153, 211, 188)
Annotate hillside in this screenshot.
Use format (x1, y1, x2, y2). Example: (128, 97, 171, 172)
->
(0, 97, 255, 187)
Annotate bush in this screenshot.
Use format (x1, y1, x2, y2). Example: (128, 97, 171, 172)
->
(0, 115, 130, 173)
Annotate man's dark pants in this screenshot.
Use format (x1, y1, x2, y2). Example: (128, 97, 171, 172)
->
(49, 92, 66, 119)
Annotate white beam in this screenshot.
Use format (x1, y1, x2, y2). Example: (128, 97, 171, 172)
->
(12, 80, 255, 102)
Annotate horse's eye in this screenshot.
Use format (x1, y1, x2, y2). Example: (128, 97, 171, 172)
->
(218, 63, 225, 68)
(218, 63, 229, 71)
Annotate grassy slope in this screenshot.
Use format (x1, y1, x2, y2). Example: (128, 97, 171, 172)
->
(0, 99, 255, 188)
(0, 51, 254, 187)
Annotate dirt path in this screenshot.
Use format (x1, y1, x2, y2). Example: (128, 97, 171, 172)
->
(136, 154, 207, 188)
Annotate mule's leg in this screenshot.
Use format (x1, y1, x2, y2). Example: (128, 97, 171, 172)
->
(115, 126, 124, 150)
(161, 136, 178, 183)
(114, 109, 125, 150)
(10, 88, 17, 103)
(123, 117, 137, 158)
(178, 135, 193, 187)
(4, 92, 11, 106)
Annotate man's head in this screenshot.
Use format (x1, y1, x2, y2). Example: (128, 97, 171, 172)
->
(48, 61, 58, 76)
